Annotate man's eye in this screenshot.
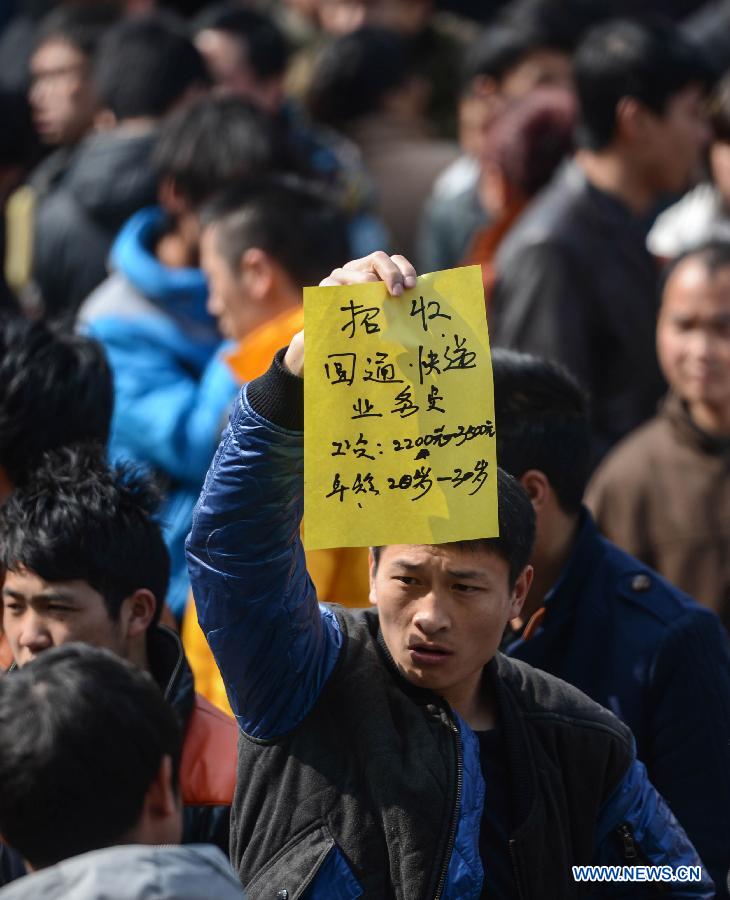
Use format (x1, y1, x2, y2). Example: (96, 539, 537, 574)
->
(454, 584, 478, 593)
(48, 605, 72, 613)
(394, 576, 417, 586)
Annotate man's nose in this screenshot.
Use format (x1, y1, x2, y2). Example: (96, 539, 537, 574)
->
(412, 590, 451, 635)
(18, 613, 52, 653)
(688, 329, 713, 360)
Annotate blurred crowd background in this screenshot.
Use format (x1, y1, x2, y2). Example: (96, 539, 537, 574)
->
(1, 0, 729, 702)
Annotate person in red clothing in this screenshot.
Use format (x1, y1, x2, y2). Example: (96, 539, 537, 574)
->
(0, 444, 237, 856)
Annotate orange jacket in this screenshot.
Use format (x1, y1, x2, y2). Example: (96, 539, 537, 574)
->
(180, 693, 237, 808)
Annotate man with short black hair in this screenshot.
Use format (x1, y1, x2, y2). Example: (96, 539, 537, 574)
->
(187, 251, 713, 898)
(418, 14, 576, 272)
(493, 348, 730, 895)
(0, 644, 243, 899)
(33, 12, 209, 316)
(0, 445, 237, 854)
(192, 1, 386, 259)
(490, 17, 712, 458)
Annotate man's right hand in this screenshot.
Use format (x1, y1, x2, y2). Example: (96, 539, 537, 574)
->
(283, 252, 417, 378)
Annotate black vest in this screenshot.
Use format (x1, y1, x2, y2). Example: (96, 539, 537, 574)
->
(232, 607, 633, 899)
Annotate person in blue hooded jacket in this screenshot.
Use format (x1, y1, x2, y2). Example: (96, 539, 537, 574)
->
(186, 251, 714, 899)
(78, 95, 275, 617)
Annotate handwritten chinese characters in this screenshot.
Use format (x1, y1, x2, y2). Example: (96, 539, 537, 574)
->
(304, 265, 498, 549)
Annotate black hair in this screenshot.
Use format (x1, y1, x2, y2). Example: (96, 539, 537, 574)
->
(307, 26, 414, 129)
(0, 318, 112, 486)
(0, 445, 170, 624)
(661, 239, 730, 292)
(573, 17, 710, 150)
(462, 15, 576, 92)
(0, 643, 181, 869)
(153, 94, 275, 208)
(200, 176, 350, 288)
(34, 3, 121, 59)
(192, 2, 289, 80)
(93, 12, 208, 120)
(492, 349, 591, 515)
(372, 467, 535, 588)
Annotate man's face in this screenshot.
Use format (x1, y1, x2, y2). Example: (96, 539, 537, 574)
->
(29, 39, 97, 146)
(642, 85, 710, 196)
(369, 544, 528, 704)
(658, 258, 730, 415)
(201, 224, 248, 341)
(500, 49, 574, 100)
(194, 29, 283, 113)
(2, 568, 126, 667)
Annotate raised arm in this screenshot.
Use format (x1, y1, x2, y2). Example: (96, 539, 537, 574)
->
(186, 252, 416, 740)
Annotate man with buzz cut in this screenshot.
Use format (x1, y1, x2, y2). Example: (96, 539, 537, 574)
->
(187, 252, 714, 899)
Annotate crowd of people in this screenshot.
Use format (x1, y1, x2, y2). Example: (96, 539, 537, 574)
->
(0, 0, 729, 897)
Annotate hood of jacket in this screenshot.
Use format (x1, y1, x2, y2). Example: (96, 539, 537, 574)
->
(60, 127, 158, 227)
(108, 206, 216, 336)
(0, 844, 243, 900)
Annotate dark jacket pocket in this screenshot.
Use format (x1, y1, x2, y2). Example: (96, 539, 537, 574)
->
(245, 821, 361, 900)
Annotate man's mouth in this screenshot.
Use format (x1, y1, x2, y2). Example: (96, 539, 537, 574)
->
(407, 643, 453, 666)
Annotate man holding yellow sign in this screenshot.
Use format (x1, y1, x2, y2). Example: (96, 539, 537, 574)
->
(187, 252, 712, 898)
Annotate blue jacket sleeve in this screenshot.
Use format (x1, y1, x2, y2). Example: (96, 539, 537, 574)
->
(185, 380, 343, 739)
(595, 757, 715, 897)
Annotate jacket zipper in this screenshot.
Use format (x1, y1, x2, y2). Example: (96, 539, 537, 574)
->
(509, 840, 526, 900)
(617, 823, 639, 862)
(616, 823, 669, 894)
(434, 714, 462, 900)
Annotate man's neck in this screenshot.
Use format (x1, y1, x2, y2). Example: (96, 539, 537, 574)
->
(521, 512, 581, 623)
(687, 399, 730, 438)
(442, 672, 497, 731)
(575, 148, 657, 217)
(127, 639, 150, 674)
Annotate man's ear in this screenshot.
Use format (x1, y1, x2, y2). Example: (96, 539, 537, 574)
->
(508, 565, 533, 620)
(368, 549, 378, 607)
(239, 247, 275, 303)
(518, 469, 551, 513)
(132, 754, 182, 847)
(614, 96, 646, 144)
(120, 589, 158, 640)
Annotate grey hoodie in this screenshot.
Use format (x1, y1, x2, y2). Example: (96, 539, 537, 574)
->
(0, 844, 244, 900)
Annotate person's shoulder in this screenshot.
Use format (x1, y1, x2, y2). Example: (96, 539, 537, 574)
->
(599, 537, 709, 626)
(77, 272, 147, 323)
(179, 694, 238, 806)
(496, 164, 586, 267)
(595, 415, 672, 479)
(495, 653, 632, 746)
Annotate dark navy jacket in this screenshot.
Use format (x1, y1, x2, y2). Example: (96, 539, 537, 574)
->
(505, 511, 730, 895)
(187, 358, 714, 898)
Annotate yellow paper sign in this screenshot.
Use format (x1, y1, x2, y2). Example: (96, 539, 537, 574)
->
(303, 265, 497, 550)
